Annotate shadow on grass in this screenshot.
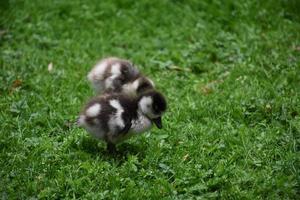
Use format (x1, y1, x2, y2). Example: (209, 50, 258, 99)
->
(76, 135, 146, 162)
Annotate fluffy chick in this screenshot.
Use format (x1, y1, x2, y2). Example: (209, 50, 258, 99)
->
(87, 57, 155, 96)
(78, 90, 167, 153)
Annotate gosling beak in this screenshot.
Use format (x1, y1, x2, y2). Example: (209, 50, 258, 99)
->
(152, 117, 162, 129)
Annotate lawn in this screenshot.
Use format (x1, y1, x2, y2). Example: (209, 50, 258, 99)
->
(0, 0, 299, 199)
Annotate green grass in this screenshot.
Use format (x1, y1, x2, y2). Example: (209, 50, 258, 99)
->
(1, 0, 300, 199)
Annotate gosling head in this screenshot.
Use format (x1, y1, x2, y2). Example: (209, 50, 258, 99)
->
(119, 62, 140, 82)
(138, 90, 167, 129)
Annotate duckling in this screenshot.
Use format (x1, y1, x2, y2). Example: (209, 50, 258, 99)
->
(87, 57, 155, 96)
(77, 90, 167, 153)
(87, 57, 140, 94)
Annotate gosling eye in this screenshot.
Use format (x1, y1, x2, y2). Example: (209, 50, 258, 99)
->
(153, 105, 159, 113)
